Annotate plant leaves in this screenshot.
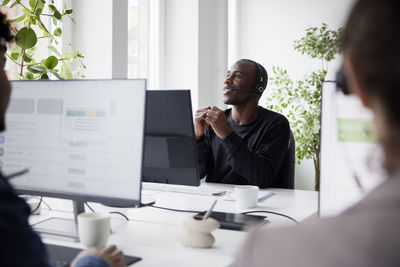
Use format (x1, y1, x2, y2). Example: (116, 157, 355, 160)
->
(27, 65, 46, 73)
(29, 0, 36, 8)
(10, 1, 18, 8)
(47, 45, 61, 57)
(48, 69, 64, 80)
(1, 0, 11, 6)
(40, 73, 49, 79)
(10, 14, 26, 23)
(54, 27, 62, 36)
(54, 10, 62, 20)
(10, 52, 20, 60)
(61, 62, 72, 79)
(37, 18, 50, 34)
(15, 27, 37, 49)
(65, 9, 73, 14)
(45, 55, 58, 69)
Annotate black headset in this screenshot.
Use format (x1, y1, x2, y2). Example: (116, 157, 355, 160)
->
(253, 62, 268, 95)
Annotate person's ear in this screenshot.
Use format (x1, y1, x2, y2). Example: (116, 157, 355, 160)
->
(356, 84, 373, 108)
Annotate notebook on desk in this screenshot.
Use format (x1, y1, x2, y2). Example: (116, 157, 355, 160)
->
(45, 243, 141, 267)
(196, 211, 268, 231)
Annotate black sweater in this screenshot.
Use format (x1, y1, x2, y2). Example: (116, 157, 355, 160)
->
(197, 107, 291, 189)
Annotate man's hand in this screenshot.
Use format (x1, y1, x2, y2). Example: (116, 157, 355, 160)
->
(71, 245, 126, 267)
(194, 107, 211, 141)
(205, 106, 232, 139)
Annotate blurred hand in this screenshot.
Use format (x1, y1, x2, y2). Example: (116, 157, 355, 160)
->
(205, 106, 232, 139)
(194, 107, 211, 141)
(71, 245, 126, 267)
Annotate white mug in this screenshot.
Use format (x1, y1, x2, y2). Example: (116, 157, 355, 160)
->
(78, 212, 111, 249)
(234, 185, 259, 209)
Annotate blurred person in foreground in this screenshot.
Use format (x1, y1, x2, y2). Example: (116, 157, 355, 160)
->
(229, 0, 400, 266)
(0, 12, 126, 267)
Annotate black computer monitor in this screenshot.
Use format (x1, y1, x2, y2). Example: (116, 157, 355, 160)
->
(2, 79, 146, 239)
(142, 90, 200, 186)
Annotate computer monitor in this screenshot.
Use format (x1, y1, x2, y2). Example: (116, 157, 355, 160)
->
(142, 90, 200, 186)
(319, 81, 384, 217)
(2, 79, 146, 238)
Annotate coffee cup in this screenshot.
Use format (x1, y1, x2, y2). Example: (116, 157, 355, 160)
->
(78, 212, 111, 248)
(234, 185, 259, 208)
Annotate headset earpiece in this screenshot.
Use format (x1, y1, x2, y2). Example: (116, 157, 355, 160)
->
(253, 63, 266, 95)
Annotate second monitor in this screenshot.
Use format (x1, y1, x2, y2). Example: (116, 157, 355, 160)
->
(143, 90, 200, 186)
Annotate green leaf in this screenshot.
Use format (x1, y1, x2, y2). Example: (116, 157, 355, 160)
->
(15, 27, 37, 49)
(54, 27, 62, 37)
(2, 0, 11, 6)
(10, 14, 26, 23)
(40, 73, 49, 80)
(45, 55, 58, 69)
(61, 62, 72, 79)
(24, 72, 35, 80)
(29, 0, 36, 8)
(10, 1, 18, 8)
(23, 54, 32, 63)
(48, 45, 62, 57)
(48, 69, 64, 80)
(35, 8, 43, 16)
(54, 10, 62, 20)
(10, 52, 20, 60)
(65, 9, 73, 14)
(37, 19, 49, 34)
(27, 65, 45, 73)
(48, 4, 57, 12)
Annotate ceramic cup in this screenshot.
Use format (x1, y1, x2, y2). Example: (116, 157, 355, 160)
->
(78, 212, 111, 248)
(234, 185, 259, 209)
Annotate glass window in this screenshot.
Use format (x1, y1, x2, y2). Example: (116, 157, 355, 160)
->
(128, 0, 149, 79)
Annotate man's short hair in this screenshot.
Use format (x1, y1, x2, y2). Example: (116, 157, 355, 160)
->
(239, 59, 268, 96)
(343, 0, 400, 126)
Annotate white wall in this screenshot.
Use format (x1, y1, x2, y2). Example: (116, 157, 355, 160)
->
(198, 0, 228, 109)
(235, 0, 355, 190)
(161, 0, 199, 106)
(70, 0, 113, 79)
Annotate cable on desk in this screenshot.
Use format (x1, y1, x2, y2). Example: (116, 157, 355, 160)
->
(143, 203, 201, 214)
(30, 196, 43, 214)
(242, 210, 299, 224)
(84, 202, 130, 221)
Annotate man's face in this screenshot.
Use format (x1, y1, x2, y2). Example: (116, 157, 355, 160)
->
(223, 61, 258, 105)
(0, 52, 11, 132)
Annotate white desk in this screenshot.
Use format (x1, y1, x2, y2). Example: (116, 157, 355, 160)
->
(29, 182, 318, 267)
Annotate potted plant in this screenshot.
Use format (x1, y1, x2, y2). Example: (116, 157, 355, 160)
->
(266, 23, 342, 190)
(1, 0, 85, 79)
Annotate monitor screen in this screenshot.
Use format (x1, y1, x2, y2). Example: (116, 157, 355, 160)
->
(2, 79, 146, 207)
(142, 90, 200, 186)
(319, 82, 384, 217)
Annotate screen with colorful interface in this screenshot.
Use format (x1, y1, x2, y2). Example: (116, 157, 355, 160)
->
(2, 80, 146, 206)
(319, 82, 385, 217)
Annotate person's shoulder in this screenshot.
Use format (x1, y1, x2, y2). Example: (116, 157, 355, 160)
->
(258, 107, 289, 127)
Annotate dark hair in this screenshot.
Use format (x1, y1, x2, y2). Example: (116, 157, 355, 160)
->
(343, 0, 400, 125)
(238, 59, 268, 95)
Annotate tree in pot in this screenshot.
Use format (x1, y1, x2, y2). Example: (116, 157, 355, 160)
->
(266, 23, 342, 190)
(1, 0, 85, 79)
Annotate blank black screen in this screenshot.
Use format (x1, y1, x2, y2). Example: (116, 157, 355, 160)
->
(143, 90, 200, 186)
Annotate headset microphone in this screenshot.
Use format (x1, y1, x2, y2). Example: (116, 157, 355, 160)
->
(229, 87, 240, 91)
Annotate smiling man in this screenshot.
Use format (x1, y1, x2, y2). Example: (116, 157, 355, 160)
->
(195, 59, 293, 189)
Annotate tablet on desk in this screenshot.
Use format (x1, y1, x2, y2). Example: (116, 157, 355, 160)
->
(196, 211, 268, 231)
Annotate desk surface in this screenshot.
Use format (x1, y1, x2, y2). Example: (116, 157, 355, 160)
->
(29, 182, 318, 267)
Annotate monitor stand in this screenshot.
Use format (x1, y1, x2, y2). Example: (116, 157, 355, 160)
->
(32, 200, 85, 242)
